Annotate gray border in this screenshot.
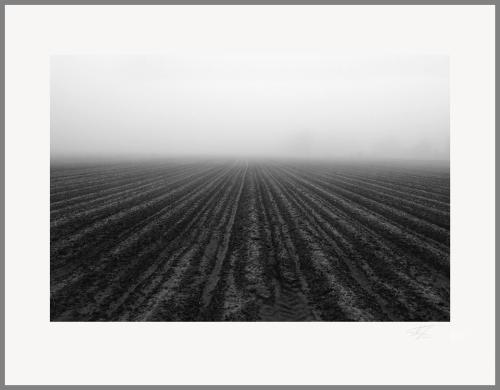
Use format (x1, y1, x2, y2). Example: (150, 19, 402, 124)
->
(1, 0, 496, 388)
(1, 0, 497, 4)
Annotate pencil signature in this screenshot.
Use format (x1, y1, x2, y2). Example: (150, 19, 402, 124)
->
(407, 325, 435, 340)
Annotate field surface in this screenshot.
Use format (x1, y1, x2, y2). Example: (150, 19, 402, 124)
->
(50, 160, 450, 321)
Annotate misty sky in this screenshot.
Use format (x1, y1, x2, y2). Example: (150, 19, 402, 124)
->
(51, 52, 449, 161)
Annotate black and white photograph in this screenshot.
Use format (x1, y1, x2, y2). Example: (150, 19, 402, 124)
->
(5, 2, 496, 386)
(50, 52, 450, 321)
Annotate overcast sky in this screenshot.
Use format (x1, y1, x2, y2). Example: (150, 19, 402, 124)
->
(51, 52, 449, 161)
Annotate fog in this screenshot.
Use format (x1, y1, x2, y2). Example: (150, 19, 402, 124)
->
(51, 52, 449, 162)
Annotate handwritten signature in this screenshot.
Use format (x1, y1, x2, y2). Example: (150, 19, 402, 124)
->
(407, 325, 435, 340)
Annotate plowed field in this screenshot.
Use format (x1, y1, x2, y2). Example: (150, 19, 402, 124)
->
(50, 161, 450, 321)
